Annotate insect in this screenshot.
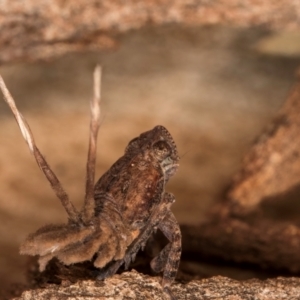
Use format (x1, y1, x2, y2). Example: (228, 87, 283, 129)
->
(0, 67, 181, 298)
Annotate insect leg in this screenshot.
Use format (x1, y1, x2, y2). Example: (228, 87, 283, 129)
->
(153, 211, 181, 290)
(96, 192, 175, 280)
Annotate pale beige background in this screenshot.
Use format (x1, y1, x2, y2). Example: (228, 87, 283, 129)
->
(0, 25, 299, 292)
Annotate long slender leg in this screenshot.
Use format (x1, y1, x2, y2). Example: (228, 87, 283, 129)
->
(150, 243, 171, 273)
(152, 211, 181, 290)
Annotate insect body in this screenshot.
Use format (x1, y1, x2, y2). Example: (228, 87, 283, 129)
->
(0, 68, 181, 296)
(93, 125, 182, 289)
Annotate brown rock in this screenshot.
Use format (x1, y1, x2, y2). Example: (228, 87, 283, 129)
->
(14, 271, 300, 300)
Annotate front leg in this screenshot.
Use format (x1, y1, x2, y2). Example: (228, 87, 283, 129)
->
(150, 211, 181, 295)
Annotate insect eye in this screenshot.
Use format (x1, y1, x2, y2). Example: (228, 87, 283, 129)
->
(153, 140, 171, 159)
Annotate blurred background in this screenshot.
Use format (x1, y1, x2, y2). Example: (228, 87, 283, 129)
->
(0, 1, 300, 295)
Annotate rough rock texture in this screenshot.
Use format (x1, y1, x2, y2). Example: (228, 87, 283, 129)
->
(180, 79, 300, 273)
(13, 271, 300, 300)
(1, 0, 300, 63)
(228, 80, 300, 216)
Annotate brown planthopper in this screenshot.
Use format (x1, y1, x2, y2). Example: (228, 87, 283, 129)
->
(0, 66, 181, 298)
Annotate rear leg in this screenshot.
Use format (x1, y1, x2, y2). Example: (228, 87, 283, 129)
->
(95, 193, 132, 261)
(93, 216, 127, 268)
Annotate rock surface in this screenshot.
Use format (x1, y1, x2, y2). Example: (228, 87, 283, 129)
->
(14, 271, 300, 300)
(1, 0, 300, 63)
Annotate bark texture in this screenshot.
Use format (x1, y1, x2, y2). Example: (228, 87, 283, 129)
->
(13, 271, 300, 300)
(1, 0, 300, 63)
